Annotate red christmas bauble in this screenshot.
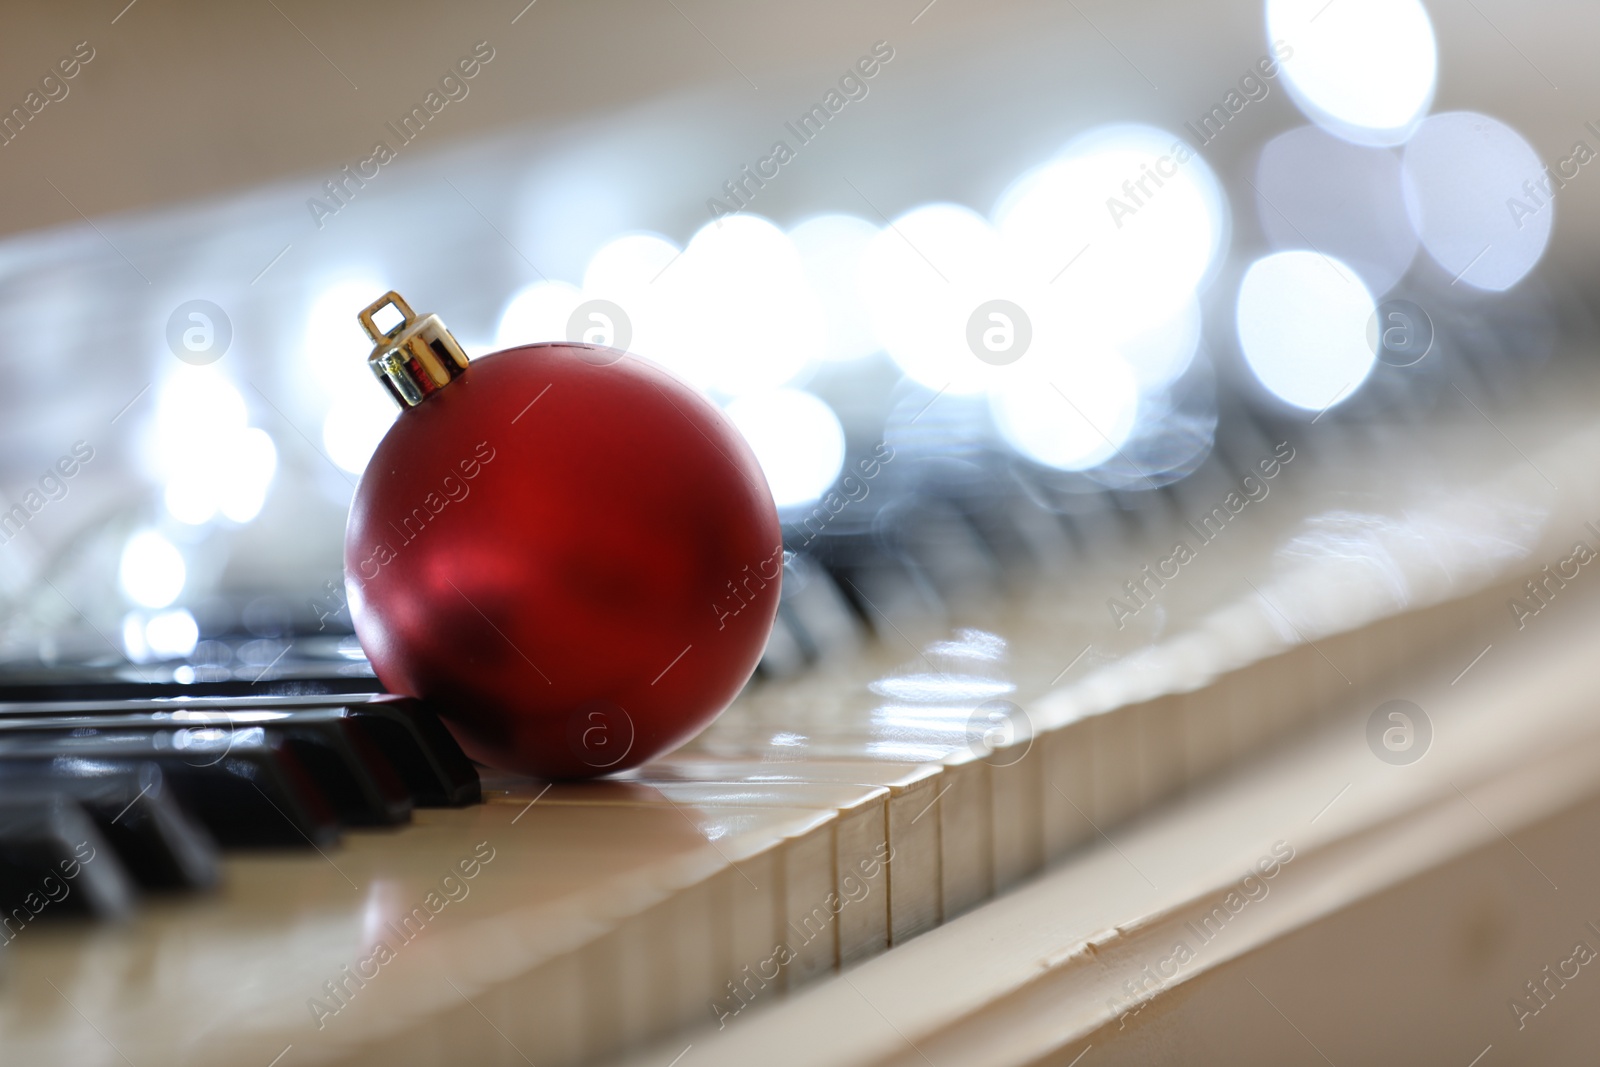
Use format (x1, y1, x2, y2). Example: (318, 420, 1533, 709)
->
(343, 293, 781, 779)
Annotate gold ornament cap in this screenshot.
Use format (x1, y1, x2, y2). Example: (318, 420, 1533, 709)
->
(358, 291, 470, 408)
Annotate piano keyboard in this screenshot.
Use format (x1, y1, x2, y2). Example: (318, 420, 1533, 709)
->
(0, 694, 480, 907)
(2, 356, 1595, 1064)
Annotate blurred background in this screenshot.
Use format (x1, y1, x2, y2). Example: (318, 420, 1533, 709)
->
(0, 0, 1592, 683)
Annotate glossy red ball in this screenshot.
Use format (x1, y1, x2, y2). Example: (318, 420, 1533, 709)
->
(344, 343, 782, 779)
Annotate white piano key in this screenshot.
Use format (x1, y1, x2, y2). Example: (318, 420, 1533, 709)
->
(1136, 693, 1187, 811)
(1088, 706, 1142, 828)
(834, 800, 891, 965)
(643, 756, 942, 948)
(1039, 718, 1096, 862)
(937, 750, 993, 920)
(989, 733, 1044, 893)
(779, 826, 838, 987)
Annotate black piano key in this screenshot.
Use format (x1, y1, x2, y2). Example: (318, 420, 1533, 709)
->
(0, 714, 411, 828)
(267, 716, 412, 827)
(0, 693, 479, 808)
(0, 796, 134, 924)
(346, 697, 480, 806)
(0, 671, 381, 704)
(0, 733, 339, 849)
(0, 764, 219, 891)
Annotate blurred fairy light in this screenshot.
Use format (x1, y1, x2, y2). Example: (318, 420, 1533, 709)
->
(995, 124, 1227, 334)
(162, 484, 212, 526)
(120, 614, 148, 662)
(789, 214, 882, 363)
(476, 142, 1227, 484)
(145, 608, 199, 659)
(1236, 250, 1376, 412)
(495, 223, 823, 401)
(306, 278, 398, 476)
(1119, 297, 1203, 392)
(495, 236, 684, 354)
(304, 278, 386, 394)
(723, 388, 846, 511)
(218, 428, 279, 522)
(988, 349, 1140, 471)
(839, 124, 1220, 474)
(584, 232, 679, 299)
(119, 530, 186, 609)
(848, 127, 1224, 474)
(151, 369, 279, 525)
(324, 392, 397, 476)
(1088, 359, 1219, 490)
(580, 232, 678, 366)
(1267, 0, 1437, 146)
(857, 202, 1017, 395)
(667, 216, 824, 396)
(1255, 125, 1418, 297)
(1403, 111, 1552, 292)
(469, 128, 1207, 485)
(495, 279, 584, 349)
(122, 607, 199, 662)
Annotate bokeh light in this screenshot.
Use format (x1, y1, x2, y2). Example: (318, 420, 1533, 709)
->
(1119, 297, 1203, 392)
(1267, 0, 1437, 146)
(580, 233, 680, 367)
(857, 202, 1017, 395)
(324, 391, 397, 476)
(723, 389, 846, 510)
(1403, 111, 1552, 291)
(1255, 125, 1418, 296)
(303, 278, 386, 394)
(494, 280, 584, 349)
(789, 214, 882, 363)
(307, 277, 397, 476)
(664, 216, 824, 397)
(119, 530, 186, 609)
(502, 223, 828, 400)
(218, 427, 279, 523)
(989, 349, 1140, 471)
(150, 370, 279, 524)
(995, 124, 1227, 335)
(146, 608, 199, 660)
(1236, 250, 1376, 411)
(1088, 357, 1218, 489)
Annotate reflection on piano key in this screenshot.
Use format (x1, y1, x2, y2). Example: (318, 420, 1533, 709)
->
(0, 764, 218, 891)
(0, 795, 134, 923)
(0, 730, 341, 848)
